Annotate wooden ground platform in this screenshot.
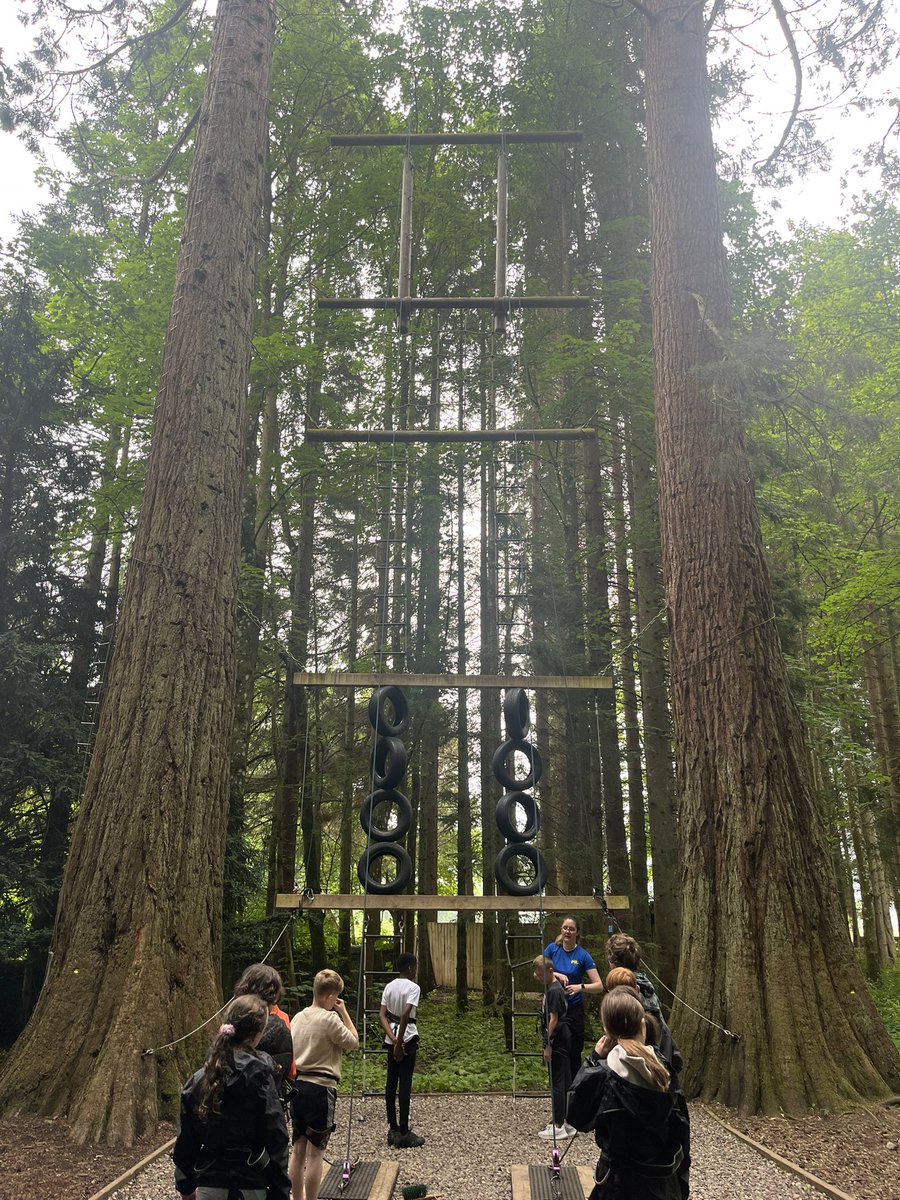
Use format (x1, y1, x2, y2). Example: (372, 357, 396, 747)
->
(318, 1159, 399, 1199)
(511, 1164, 594, 1199)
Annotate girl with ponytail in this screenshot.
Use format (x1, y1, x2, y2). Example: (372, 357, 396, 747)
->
(174, 994, 290, 1200)
(567, 990, 690, 1199)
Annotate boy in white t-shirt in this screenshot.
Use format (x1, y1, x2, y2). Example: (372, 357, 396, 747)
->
(379, 953, 423, 1148)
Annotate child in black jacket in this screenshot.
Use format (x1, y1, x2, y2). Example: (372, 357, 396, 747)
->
(174, 994, 290, 1200)
(567, 990, 689, 1200)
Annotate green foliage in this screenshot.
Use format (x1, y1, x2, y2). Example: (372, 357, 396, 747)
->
(870, 966, 900, 1053)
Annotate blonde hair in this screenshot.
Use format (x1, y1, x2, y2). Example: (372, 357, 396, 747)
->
(313, 968, 344, 999)
(605, 967, 639, 993)
(533, 954, 555, 975)
(600, 990, 669, 1092)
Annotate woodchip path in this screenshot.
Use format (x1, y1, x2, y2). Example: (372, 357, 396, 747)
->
(111, 1096, 830, 1200)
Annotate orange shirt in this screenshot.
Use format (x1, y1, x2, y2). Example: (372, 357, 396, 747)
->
(272, 1004, 296, 1078)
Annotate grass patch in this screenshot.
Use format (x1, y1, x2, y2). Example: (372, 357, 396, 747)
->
(338, 988, 579, 1094)
(870, 965, 900, 1053)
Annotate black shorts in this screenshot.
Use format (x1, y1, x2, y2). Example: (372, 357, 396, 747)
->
(290, 1081, 336, 1150)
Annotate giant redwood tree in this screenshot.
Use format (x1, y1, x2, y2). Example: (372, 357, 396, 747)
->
(634, 0, 900, 1110)
(0, 0, 277, 1142)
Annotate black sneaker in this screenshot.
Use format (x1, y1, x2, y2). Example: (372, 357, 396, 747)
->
(387, 1128, 402, 1147)
(396, 1131, 425, 1148)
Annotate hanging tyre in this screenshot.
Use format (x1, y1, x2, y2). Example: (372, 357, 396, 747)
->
(370, 736, 408, 789)
(495, 791, 540, 844)
(360, 789, 413, 843)
(491, 739, 543, 791)
(494, 843, 548, 897)
(368, 686, 409, 737)
(503, 687, 531, 739)
(357, 843, 413, 895)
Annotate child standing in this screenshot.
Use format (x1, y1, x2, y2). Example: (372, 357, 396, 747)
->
(533, 954, 573, 1142)
(233, 963, 296, 1087)
(605, 934, 681, 1073)
(379, 952, 424, 1148)
(567, 990, 689, 1199)
(289, 969, 359, 1200)
(173, 994, 290, 1200)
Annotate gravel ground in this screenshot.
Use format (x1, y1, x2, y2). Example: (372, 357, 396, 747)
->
(115, 1097, 822, 1200)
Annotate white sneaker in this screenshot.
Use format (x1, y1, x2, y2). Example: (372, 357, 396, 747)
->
(564, 1122, 577, 1137)
(538, 1123, 570, 1140)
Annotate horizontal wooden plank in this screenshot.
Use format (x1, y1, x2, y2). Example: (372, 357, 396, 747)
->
(318, 296, 591, 311)
(275, 893, 627, 912)
(293, 672, 612, 690)
(332, 131, 583, 147)
(305, 427, 595, 443)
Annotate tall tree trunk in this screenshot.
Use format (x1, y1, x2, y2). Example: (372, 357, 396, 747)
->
(338, 511, 360, 973)
(640, 0, 900, 1110)
(455, 357, 473, 1013)
(0, 0, 277, 1142)
(610, 428, 651, 940)
(415, 320, 442, 994)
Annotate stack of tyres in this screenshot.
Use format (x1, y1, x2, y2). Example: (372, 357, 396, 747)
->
(358, 686, 413, 893)
(493, 688, 547, 895)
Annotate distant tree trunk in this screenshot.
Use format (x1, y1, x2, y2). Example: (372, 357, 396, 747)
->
(456, 362, 473, 1014)
(640, 0, 900, 1110)
(415, 320, 442, 995)
(610, 428, 651, 940)
(20, 427, 120, 1024)
(584, 435, 631, 900)
(480, 355, 502, 1007)
(0, 0, 276, 1143)
(338, 513, 360, 973)
(625, 415, 680, 982)
(270, 377, 324, 980)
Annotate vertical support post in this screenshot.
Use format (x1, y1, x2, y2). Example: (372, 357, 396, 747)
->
(494, 148, 508, 335)
(398, 151, 414, 335)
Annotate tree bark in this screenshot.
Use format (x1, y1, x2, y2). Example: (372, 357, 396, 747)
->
(0, 0, 276, 1142)
(641, 0, 900, 1110)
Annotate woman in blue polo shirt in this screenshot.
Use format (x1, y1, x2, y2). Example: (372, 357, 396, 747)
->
(543, 916, 604, 1076)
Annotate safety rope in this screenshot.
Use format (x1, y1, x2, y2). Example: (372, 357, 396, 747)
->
(142, 915, 296, 1056)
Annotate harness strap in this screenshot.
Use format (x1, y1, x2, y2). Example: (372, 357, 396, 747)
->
(597, 1145, 683, 1180)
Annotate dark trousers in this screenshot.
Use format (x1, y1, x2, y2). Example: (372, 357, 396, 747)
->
(385, 1037, 418, 1132)
(567, 1003, 586, 1078)
(548, 1043, 572, 1127)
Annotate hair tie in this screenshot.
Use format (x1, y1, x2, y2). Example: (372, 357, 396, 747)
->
(219, 1023, 235, 1035)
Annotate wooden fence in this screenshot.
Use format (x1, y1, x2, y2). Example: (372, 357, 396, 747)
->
(427, 921, 483, 990)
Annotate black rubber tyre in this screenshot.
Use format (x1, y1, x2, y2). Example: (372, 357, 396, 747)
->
(503, 687, 531, 739)
(494, 843, 548, 896)
(368, 686, 409, 737)
(491, 739, 543, 791)
(357, 843, 413, 895)
(495, 791, 540, 844)
(360, 789, 412, 843)
(370, 736, 408, 789)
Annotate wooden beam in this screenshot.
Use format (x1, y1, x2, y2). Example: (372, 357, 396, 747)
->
(332, 132, 583, 147)
(293, 671, 612, 689)
(304, 428, 595, 443)
(275, 893, 630, 911)
(318, 295, 591, 311)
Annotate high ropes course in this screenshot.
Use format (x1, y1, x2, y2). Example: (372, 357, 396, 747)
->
(273, 126, 628, 1200)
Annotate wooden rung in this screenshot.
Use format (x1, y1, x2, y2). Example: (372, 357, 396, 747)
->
(293, 671, 612, 689)
(332, 131, 583, 147)
(318, 295, 591, 311)
(305, 428, 595, 443)
(275, 893, 629, 912)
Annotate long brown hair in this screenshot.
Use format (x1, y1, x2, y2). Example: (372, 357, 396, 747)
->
(600, 990, 669, 1092)
(195, 994, 268, 1121)
(606, 933, 640, 971)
